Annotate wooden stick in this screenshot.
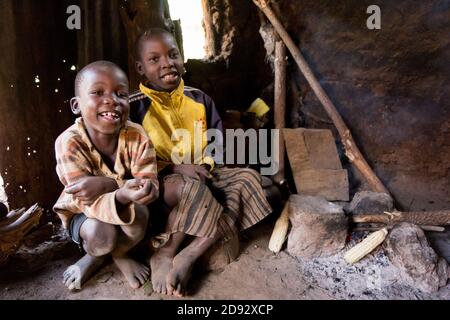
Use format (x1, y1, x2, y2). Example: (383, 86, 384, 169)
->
(352, 225, 445, 232)
(252, 0, 390, 195)
(274, 40, 287, 183)
(420, 225, 445, 232)
(351, 210, 450, 226)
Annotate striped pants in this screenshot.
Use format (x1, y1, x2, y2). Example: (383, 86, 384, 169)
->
(153, 167, 272, 245)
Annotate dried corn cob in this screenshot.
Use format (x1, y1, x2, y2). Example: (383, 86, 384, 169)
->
(268, 202, 290, 253)
(344, 227, 388, 264)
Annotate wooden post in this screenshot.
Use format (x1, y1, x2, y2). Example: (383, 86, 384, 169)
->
(274, 40, 287, 183)
(253, 0, 390, 195)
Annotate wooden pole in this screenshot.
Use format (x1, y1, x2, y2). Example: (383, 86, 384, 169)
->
(252, 0, 390, 195)
(351, 210, 450, 226)
(274, 40, 287, 183)
(352, 225, 445, 232)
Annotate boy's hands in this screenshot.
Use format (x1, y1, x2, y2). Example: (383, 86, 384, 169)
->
(172, 164, 213, 183)
(65, 176, 118, 206)
(116, 179, 157, 206)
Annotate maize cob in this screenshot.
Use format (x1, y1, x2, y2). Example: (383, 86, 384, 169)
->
(344, 227, 388, 264)
(268, 202, 290, 253)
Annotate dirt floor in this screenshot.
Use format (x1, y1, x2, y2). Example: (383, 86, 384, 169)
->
(0, 220, 449, 300)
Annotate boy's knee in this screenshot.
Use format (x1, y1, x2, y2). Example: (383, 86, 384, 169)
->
(238, 168, 261, 183)
(163, 176, 186, 208)
(81, 220, 118, 256)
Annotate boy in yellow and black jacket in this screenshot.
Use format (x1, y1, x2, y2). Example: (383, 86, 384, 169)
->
(130, 28, 272, 297)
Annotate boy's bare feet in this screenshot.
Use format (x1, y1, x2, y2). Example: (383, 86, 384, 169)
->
(150, 250, 173, 295)
(63, 254, 104, 290)
(166, 251, 196, 297)
(113, 255, 150, 289)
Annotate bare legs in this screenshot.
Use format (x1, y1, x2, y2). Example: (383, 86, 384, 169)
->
(63, 204, 150, 290)
(150, 176, 220, 296)
(166, 234, 219, 297)
(63, 218, 116, 290)
(111, 204, 150, 289)
(150, 178, 185, 295)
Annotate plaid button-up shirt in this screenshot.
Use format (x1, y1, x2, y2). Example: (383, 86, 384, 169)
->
(53, 118, 158, 229)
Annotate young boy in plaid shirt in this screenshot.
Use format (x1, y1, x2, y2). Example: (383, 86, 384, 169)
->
(53, 61, 159, 290)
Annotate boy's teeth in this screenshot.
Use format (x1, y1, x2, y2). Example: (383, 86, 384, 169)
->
(101, 112, 119, 119)
(163, 74, 177, 81)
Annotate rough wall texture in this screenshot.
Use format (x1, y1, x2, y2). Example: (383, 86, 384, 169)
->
(275, 0, 450, 210)
(0, 0, 76, 213)
(0, 0, 448, 214)
(189, 0, 449, 211)
(0, 0, 167, 213)
(185, 0, 272, 113)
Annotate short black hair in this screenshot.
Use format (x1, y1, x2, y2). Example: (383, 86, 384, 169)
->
(134, 28, 177, 61)
(74, 60, 125, 96)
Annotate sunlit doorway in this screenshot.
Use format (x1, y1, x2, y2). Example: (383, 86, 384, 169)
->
(168, 0, 207, 61)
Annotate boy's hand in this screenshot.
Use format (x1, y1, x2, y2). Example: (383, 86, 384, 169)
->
(66, 176, 118, 206)
(172, 164, 213, 183)
(116, 179, 157, 206)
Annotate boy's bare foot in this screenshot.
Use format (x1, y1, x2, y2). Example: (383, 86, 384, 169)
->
(150, 250, 173, 295)
(63, 254, 104, 291)
(166, 251, 196, 297)
(113, 255, 150, 289)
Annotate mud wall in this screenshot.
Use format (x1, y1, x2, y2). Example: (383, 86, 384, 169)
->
(0, 0, 167, 212)
(0, 0, 448, 213)
(0, 0, 76, 213)
(187, 0, 450, 211)
(271, 0, 450, 210)
(185, 0, 272, 111)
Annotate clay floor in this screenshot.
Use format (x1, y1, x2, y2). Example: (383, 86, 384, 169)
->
(0, 219, 449, 300)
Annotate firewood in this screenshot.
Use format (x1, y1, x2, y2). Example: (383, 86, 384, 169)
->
(352, 225, 446, 232)
(351, 210, 450, 226)
(419, 226, 445, 232)
(0, 204, 43, 266)
(0, 208, 26, 227)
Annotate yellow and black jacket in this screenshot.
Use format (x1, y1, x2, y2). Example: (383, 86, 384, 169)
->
(129, 80, 223, 172)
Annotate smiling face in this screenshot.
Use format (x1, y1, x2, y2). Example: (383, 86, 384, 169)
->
(135, 33, 184, 92)
(71, 65, 130, 138)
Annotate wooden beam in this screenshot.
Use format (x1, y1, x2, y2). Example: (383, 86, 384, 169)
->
(252, 0, 390, 195)
(274, 40, 287, 183)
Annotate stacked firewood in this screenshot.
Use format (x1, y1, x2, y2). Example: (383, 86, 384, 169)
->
(0, 203, 43, 266)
